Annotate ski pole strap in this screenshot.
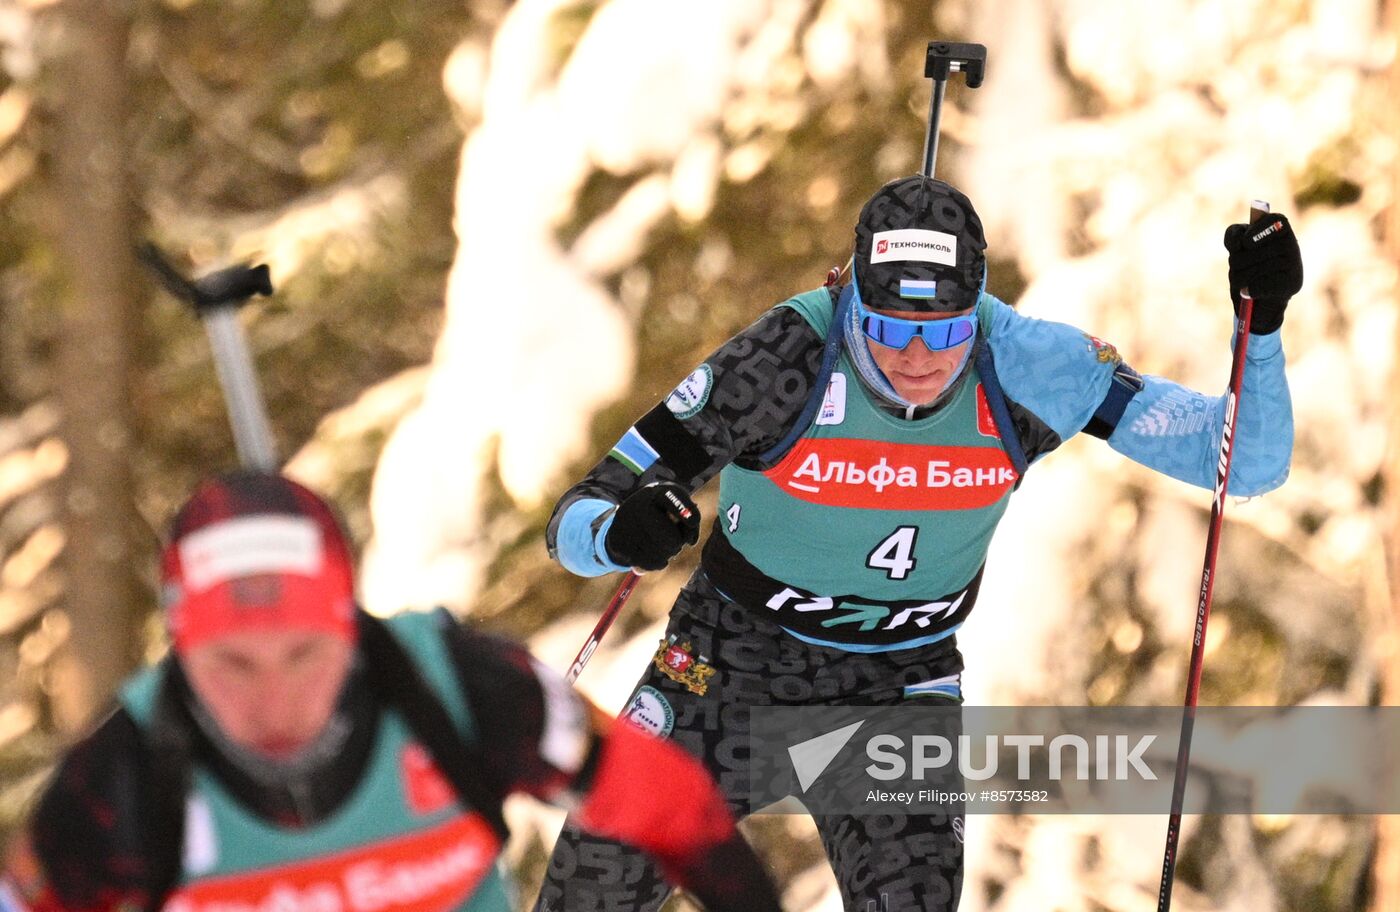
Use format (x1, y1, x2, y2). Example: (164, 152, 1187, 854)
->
(759, 283, 854, 465)
(973, 342, 1029, 480)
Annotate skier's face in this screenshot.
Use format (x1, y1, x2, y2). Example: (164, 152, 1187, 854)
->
(865, 306, 975, 404)
(183, 627, 354, 760)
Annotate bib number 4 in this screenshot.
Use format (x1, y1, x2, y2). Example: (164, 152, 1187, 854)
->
(867, 526, 919, 580)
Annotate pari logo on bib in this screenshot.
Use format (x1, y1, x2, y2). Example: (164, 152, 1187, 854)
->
(162, 472, 357, 655)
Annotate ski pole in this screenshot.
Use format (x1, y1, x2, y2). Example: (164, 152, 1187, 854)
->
(1155, 200, 1270, 912)
(563, 488, 693, 685)
(921, 41, 986, 179)
(565, 571, 639, 685)
(139, 245, 276, 470)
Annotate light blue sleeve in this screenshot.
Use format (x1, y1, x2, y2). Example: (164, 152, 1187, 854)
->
(984, 296, 1292, 496)
(1108, 330, 1292, 496)
(554, 498, 629, 577)
(982, 296, 1118, 452)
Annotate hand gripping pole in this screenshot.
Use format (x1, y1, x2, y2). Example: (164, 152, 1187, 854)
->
(1155, 200, 1270, 911)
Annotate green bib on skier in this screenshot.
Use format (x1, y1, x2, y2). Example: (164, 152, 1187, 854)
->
(711, 289, 1015, 647)
(120, 611, 513, 912)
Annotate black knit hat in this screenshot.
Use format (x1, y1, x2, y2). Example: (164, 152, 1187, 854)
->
(853, 175, 987, 313)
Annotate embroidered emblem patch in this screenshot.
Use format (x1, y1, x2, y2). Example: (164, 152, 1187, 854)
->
(622, 686, 675, 737)
(665, 365, 713, 419)
(652, 636, 717, 695)
(1085, 334, 1123, 365)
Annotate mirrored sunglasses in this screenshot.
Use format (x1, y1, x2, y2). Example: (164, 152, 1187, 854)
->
(858, 306, 978, 351)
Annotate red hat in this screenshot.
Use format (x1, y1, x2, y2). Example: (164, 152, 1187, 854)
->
(162, 472, 357, 654)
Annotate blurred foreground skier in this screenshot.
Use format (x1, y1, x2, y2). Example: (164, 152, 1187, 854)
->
(1, 472, 782, 912)
(536, 175, 1302, 910)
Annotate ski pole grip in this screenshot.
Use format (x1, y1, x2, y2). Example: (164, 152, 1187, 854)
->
(661, 489, 693, 521)
(1241, 200, 1270, 300)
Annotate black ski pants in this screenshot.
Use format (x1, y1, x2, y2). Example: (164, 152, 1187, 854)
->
(533, 570, 966, 912)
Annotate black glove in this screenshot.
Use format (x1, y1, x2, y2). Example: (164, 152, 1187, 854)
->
(1223, 212, 1303, 335)
(604, 482, 701, 571)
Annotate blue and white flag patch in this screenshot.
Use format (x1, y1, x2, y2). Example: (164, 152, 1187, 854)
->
(899, 278, 940, 300)
(609, 427, 660, 475)
(903, 672, 962, 701)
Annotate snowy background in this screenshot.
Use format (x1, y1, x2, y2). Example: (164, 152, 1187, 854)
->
(1, 0, 1397, 909)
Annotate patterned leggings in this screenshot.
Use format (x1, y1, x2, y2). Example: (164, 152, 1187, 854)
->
(533, 571, 966, 912)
